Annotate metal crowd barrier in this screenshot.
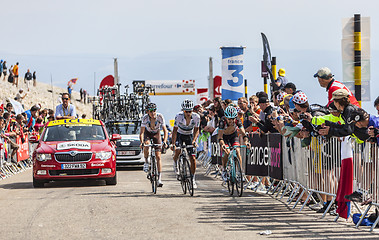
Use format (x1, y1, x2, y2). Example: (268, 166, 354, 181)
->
(201, 132, 379, 232)
(0, 134, 34, 180)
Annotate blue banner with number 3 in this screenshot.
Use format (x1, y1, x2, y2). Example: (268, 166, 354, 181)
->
(221, 47, 245, 101)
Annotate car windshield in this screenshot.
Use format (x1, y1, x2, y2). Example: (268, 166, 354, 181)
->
(106, 122, 141, 135)
(42, 124, 106, 141)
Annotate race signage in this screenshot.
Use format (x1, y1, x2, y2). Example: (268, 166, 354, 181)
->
(221, 47, 245, 100)
(246, 134, 269, 176)
(246, 133, 283, 180)
(57, 141, 91, 150)
(145, 80, 195, 95)
(210, 134, 221, 165)
(16, 134, 29, 162)
(48, 119, 101, 126)
(213, 75, 222, 98)
(268, 134, 283, 180)
(196, 88, 209, 104)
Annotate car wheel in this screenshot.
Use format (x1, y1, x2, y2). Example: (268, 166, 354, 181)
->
(33, 177, 46, 188)
(105, 172, 117, 185)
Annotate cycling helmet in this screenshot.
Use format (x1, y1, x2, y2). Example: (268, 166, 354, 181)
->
(146, 102, 157, 111)
(181, 99, 194, 111)
(224, 106, 238, 119)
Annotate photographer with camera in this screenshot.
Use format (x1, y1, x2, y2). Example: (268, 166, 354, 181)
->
(318, 89, 359, 137)
(249, 97, 278, 133)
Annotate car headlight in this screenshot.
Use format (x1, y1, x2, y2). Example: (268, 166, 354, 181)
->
(95, 151, 112, 160)
(37, 153, 52, 162)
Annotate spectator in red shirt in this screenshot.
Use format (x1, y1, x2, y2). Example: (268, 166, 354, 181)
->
(313, 67, 359, 107)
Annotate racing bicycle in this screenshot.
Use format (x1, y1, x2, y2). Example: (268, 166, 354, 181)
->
(224, 145, 245, 197)
(145, 141, 162, 194)
(177, 143, 194, 196)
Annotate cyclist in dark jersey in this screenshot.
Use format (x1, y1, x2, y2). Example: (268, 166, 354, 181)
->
(218, 105, 250, 181)
(139, 103, 168, 187)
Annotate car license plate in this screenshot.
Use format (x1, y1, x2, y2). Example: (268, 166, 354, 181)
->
(118, 151, 135, 156)
(61, 163, 87, 169)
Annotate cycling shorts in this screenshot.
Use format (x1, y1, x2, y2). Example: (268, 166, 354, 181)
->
(223, 131, 240, 148)
(144, 130, 162, 151)
(175, 133, 195, 156)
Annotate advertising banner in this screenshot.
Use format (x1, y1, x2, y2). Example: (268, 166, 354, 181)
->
(146, 80, 195, 95)
(220, 47, 245, 100)
(196, 88, 209, 105)
(213, 75, 222, 98)
(246, 134, 269, 176)
(210, 134, 221, 165)
(268, 134, 283, 180)
(16, 134, 29, 162)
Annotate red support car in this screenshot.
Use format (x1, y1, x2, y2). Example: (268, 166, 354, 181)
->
(31, 119, 121, 188)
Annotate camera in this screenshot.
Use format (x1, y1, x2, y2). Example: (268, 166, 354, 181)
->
(299, 113, 309, 120)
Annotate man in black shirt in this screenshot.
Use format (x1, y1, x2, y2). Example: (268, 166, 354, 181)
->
(249, 97, 278, 133)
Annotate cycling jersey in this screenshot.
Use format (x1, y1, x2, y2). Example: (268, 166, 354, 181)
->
(174, 112, 200, 135)
(141, 113, 165, 134)
(218, 116, 243, 131)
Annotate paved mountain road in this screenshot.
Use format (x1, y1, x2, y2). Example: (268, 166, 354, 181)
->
(0, 151, 378, 239)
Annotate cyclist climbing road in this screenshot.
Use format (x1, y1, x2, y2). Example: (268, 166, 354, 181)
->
(171, 99, 200, 189)
(139, 102, 168, 187)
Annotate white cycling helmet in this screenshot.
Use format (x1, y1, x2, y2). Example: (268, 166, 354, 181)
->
(181, 99, 194, 111)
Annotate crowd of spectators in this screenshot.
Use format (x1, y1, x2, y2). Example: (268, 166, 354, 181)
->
(194, 67, 379, 213)
(0, 60, 37, 89)
(0, 91, 85, 165)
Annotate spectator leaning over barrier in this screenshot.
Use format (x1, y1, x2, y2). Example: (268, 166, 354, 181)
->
(203, 104, 216, 134)
(247, 95, 261, 133)
(249, 97, 278, 133)
(350, 108, 379, 143)
(237, 97, 252, 131)
(314, 67, 359, 107)
(318, 89, 359, 137)
(55, 93, 76, 120)
(24, 105, 39, 132)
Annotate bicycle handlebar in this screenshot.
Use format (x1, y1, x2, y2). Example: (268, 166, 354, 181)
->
(224, 145, 247, 149)
(143, 143, 163, 147)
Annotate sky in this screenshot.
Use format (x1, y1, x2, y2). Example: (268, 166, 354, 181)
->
(1, 0, 379, 120)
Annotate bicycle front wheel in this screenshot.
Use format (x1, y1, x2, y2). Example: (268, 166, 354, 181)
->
(151, 157, 158, 194)
(184, 158, 194, 196)
(234, 157, 244, 197)
(179, 156, 187, 194)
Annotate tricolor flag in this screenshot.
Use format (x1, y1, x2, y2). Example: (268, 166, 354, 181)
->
(68, 78, 78, 86)
(335, 137, 354, 219)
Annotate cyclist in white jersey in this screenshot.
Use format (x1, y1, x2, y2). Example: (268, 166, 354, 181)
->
(139, 103, 168, 187)
(171, 99, 200, 188)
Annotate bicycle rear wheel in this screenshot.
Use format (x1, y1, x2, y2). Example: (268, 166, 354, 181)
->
(151, 157, 158, 194)
(179, 156, 187, 194)
(184, 159, 194, 196)
(234, 157, 244, 197)
(226, 163, 234, 196)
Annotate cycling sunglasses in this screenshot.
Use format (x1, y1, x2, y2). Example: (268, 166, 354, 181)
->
(148, 109, 157, 112)
(184, 110, 192, 113)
